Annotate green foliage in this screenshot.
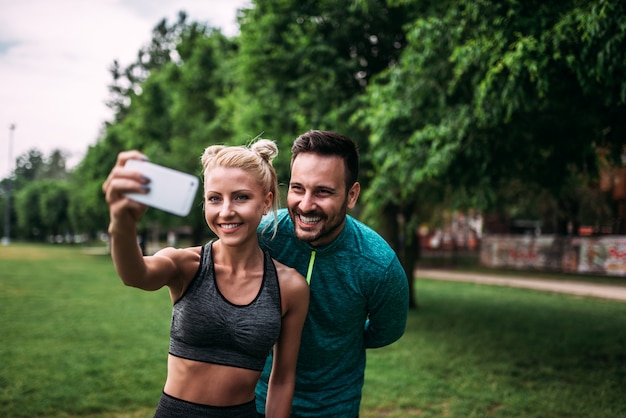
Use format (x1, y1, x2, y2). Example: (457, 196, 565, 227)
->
(79, 16, 245, 242)
(9, 0, 621, 252)
(552, 0, 626, 107)
(107, 11, 192, 121)
(14, 179, 71, 240)
(68, 138, 119, 236)
(13, 149, 45, 187)
(234, 0, 413, 183)
(71, 0, 414, 243)
(38, 180, 71, 234)
(1, 149, 73, 240)
(360, 0, 626, 228)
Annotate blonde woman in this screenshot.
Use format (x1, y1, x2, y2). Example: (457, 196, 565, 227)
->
(102, 139, 309, 418)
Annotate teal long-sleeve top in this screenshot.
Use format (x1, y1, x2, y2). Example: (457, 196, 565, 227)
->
(255, 209, 409, 417)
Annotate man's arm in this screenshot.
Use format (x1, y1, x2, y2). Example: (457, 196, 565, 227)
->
(364, 256, 409, 348)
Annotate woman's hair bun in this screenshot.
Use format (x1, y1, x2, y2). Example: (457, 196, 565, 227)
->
(201, 145, 226, 168)
(250, 139, 278, 163)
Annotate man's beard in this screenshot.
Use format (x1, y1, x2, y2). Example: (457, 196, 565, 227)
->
(290, 202, 348, 246)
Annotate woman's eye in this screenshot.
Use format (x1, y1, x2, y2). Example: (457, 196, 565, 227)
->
(206, 196, 220, 202)
(235, 194, 250, 201)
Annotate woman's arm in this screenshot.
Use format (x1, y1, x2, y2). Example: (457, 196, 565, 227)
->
(103, 151, 190, 293)
(265, 262, 309, 418)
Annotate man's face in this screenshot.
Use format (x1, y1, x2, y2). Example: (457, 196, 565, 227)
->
(287, 153, 359, 247)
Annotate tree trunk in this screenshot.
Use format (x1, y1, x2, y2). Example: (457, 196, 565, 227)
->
(380, 204, 418, 309)
(402, 221, 419, 310)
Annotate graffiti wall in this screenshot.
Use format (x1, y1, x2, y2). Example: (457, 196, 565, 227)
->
(480, 235, 626, 277)
(578, 237, 626, 276)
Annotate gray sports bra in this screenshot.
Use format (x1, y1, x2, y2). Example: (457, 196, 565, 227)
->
(169, 241, 282, 371)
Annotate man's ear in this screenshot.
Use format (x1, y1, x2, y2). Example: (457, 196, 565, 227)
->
(347, 182, 360, 209)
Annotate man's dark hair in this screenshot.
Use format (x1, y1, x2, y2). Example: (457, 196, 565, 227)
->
(291, 130, 359, 190)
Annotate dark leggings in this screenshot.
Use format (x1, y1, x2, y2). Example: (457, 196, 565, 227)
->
(154, 392, 257, 418)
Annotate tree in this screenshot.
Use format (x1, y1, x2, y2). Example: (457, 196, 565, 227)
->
(106, 11, 192, 122)
(13, 149, 46, 190)
(38, 180, 71, 238)
(76, 14, 241, 244)
(358, 0, 626, 306)
(366, 0, 626, 212)
(234, 0, 413, 184)
(41, 149, 70, 181)
(68, 134, 121, 237)
(1, 148, 71, 241)
(14, 179, 70, 240)
(14, 182, 41, 240)
(230, 0, 422, 307)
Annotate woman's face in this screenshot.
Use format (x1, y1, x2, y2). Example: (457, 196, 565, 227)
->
(204, 166, 272, 246)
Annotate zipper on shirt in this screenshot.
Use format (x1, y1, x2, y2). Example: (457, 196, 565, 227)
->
(306, 249, 316, 285)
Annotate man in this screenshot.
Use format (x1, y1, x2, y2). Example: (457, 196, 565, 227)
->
(256, 130, 409, 417)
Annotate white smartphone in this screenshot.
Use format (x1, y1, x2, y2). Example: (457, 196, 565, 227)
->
(124, 159, 199, 217)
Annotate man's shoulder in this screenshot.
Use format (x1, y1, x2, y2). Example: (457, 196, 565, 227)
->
(340, 216, 407, 282)
(345, 215, 398, 261)
(260, 209, 292, 233)
(259, 209, 297, 248)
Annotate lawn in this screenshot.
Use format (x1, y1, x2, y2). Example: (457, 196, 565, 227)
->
(1, 244, 625, 417)
(0, 244, 170, 417)
(362, 279, 626, 417)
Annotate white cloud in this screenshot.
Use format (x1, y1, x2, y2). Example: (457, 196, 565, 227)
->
(0, 0, 250, 177)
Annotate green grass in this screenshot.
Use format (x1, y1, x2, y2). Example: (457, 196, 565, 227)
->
(362, 280, 626, 417)
(0, 244, 171, 417)
(1, 244, 626, 417)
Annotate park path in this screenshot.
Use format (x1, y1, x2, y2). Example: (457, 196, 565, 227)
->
(415, 268, 626, 302)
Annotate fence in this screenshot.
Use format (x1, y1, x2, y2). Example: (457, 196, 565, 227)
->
(480, 235, 626, 277)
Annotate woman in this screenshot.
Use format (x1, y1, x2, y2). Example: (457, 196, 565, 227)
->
(102, 139, 309, 418)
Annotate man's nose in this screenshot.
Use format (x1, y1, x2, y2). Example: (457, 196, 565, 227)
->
(298, 192, 316, 212)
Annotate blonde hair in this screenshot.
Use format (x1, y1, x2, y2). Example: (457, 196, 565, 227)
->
(201, 138, 279, 234)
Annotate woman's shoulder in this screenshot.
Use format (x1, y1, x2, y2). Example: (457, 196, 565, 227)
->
(154, 246, 203, 301)
(153, 245, 203, 282)
(272, 259, 308, 291)
(272, 258, 309, 316)
(154, 245, 202, 260)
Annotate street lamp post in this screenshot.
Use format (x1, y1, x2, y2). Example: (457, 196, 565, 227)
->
(2, 124, 15, 245)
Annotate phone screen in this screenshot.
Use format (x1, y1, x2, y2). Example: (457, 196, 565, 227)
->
(124, 160, 199, 217)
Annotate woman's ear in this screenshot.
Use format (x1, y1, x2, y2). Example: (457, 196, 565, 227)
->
(263, 191, 273, 214)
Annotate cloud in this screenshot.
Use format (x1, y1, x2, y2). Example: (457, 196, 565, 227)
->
(0, 0, 250, 177)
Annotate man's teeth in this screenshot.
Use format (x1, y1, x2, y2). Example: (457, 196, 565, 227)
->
(221, 223, 241, 229)
(300, 215, 321, 224)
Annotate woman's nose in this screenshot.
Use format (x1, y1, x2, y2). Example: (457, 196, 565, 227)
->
(219, 200, 234, 216)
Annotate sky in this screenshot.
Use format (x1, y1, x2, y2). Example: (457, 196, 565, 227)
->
(0, 0, 251, 178)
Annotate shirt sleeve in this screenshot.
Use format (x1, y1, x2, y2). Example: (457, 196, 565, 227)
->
(363, 255, 409, 348)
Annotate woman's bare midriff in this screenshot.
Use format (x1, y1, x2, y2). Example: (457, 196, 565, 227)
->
(163, 354, 262, 406)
